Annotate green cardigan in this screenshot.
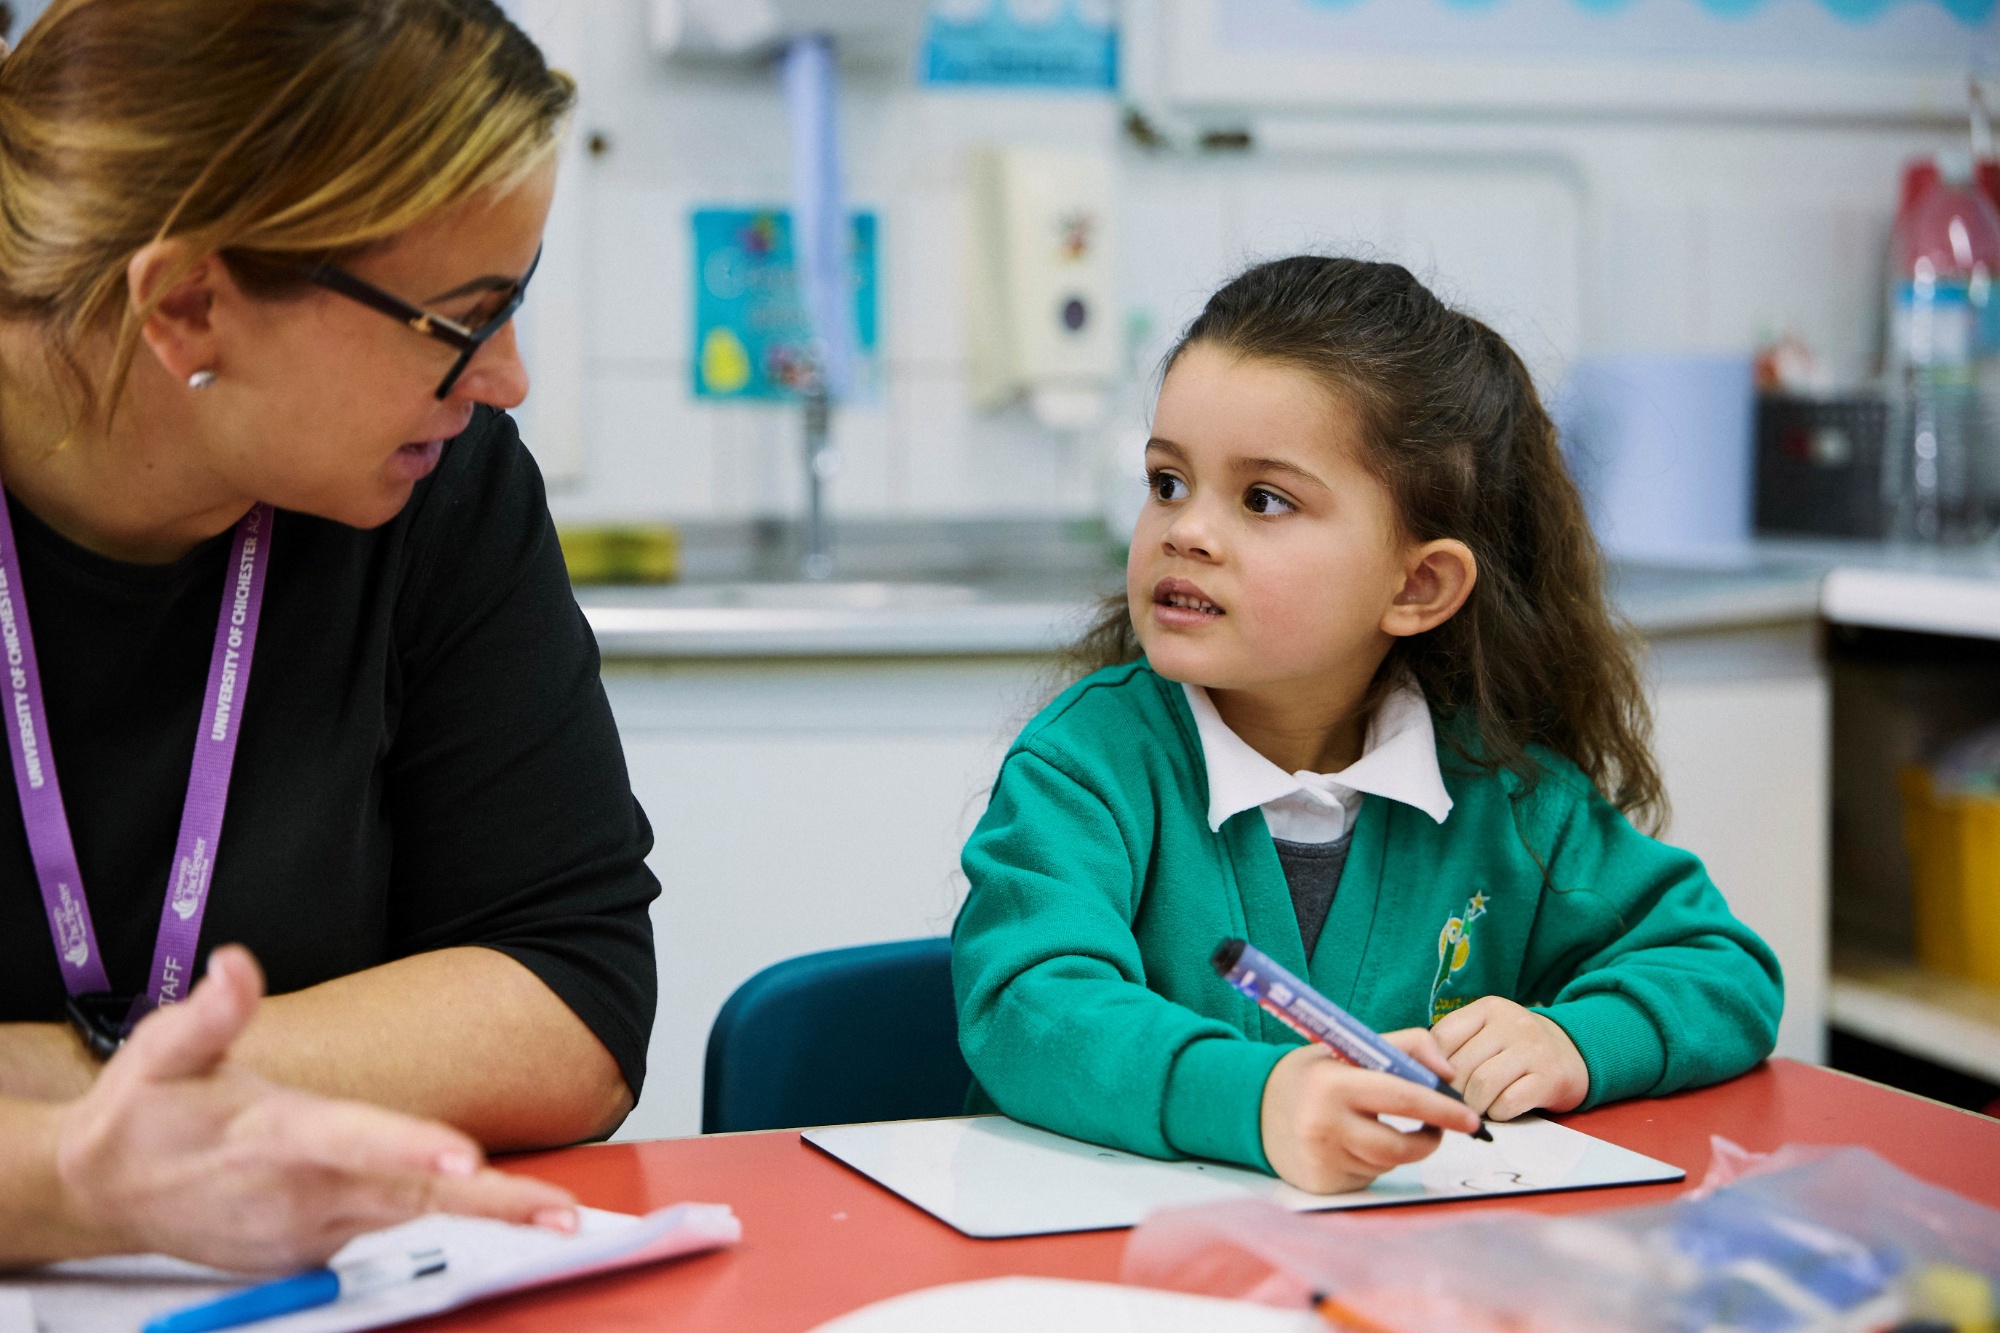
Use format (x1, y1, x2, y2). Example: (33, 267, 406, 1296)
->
(952, 661, 1782, 1175)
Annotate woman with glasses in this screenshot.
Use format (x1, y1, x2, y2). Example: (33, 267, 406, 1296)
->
(0, 0, 657, 1264)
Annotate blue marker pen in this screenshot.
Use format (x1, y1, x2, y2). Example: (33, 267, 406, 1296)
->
(144, 1247, 447, 1333)
(1212, 937, 1492, 1141)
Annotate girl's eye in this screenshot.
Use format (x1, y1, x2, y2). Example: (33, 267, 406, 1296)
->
(1149, 471, 1189, 503)
(1245, 487, 1295, 516)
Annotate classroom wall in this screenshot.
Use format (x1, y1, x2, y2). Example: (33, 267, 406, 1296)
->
(7, 0, 1959, 519)
(0, 0, 1971, 520)
(533, 0, 1968, 526)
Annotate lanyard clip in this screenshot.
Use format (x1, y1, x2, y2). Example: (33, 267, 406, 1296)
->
(65, 991, 144, 1061)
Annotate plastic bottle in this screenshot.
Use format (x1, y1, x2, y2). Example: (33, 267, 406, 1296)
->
(1976, 81, 2000, 220)
(1882, 153, 2000, 544)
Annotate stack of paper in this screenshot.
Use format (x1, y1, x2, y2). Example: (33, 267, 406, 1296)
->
(2, 1203, 739, 1333)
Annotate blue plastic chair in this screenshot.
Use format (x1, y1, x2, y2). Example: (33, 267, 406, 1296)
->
(701, 937, 974, 1134)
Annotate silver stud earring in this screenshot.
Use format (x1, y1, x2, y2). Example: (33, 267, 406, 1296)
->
(187, 370, 218, 390)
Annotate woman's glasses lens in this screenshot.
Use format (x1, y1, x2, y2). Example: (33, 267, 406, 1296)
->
(293, 247, 540, 399)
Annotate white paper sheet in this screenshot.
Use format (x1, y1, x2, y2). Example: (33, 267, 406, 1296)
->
(0, 1291, 37, 1333)
(0, 1202, 739, 1333)
(807, 1277, 1317, 1332)
(802, 1113, 1683, 1238)
(0, 1253, 237, 1333)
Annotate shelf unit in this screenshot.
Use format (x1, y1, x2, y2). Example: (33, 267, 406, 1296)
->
(1829, 954, 2000, 1085)
(1823, 562, 2000, 1093)
(1822, 568, 2000, 643)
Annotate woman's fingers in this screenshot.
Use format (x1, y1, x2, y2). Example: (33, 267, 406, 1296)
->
(252, 1095, 578, 1230)
(200, 945, 267, 1016)
(63, 941, 583, 1271)
(427, 1169, 579, 1232)
(250, 1089, 488, 1181)
(110, 945, 264, 1087)
(289, 1169, 580, 1265)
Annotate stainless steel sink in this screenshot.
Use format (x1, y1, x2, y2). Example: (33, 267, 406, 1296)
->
(576, 578, 1087, 658)
(608, 581, 984, 611)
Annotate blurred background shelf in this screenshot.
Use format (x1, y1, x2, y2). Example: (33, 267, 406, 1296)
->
(1830, 951, 2000, 1086)
(1823, 568, 2000, 642)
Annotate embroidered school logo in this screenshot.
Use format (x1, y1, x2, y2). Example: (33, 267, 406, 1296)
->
(1429, 892, 1489, 1023)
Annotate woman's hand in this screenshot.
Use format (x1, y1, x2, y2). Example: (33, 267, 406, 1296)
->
(47, 945, 579, 1274)
(1258, 1031, 1481, 1195)
(1431, 996, 1589, 1121)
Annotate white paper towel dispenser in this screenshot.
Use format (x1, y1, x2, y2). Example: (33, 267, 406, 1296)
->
(967, 145, 1118, 431)
(648, 0, 927, 64)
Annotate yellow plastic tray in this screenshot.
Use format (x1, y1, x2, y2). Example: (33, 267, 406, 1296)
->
(1901, 765, 2000, 989)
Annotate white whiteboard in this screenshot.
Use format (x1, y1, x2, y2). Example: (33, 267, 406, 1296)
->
(805, 1113, 1684, 1238)
(1157, 0, 1998, 118)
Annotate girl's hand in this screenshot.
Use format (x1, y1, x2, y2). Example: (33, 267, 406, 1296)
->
(52, 945, 579, 1274)
(1431, 996, 1589, 1121)
(1258, 1031, 1481, 1194)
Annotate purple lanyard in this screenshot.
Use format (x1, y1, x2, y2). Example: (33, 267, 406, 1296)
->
(0, 489, 272, 1017)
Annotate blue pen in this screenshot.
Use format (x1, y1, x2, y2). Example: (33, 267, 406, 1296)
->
(144, 1247, 447, 1333)
(1212, 938, 1492, 1142)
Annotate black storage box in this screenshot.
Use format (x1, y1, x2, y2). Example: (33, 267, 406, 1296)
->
(1754, 393, 1887, 539)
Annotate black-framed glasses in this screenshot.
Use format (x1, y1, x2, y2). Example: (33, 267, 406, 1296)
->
(301, 247, 542, 399)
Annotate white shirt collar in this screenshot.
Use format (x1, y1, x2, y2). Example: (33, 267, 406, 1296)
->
(1183, 680, 1455, 836)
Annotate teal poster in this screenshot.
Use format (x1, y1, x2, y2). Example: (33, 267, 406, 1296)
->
(691, 209, 879, 402)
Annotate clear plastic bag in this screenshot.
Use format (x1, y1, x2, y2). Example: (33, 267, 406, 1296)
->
(1121, 1139, 2000, 1333)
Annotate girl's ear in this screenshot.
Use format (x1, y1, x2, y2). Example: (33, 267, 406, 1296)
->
(1382, 538, 1477, 638)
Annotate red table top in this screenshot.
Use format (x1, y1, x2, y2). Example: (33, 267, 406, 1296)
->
(418, 1059, 2000, 1333)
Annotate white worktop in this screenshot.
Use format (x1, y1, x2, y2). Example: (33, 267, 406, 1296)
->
(576, 538, 2000, 659)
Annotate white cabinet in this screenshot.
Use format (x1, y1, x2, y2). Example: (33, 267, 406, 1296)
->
(605, 659, 1040, 1142)
(1647, 626, 1828, 1066)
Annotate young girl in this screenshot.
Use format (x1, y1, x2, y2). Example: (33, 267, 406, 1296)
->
(951, 257, 1782, 1195)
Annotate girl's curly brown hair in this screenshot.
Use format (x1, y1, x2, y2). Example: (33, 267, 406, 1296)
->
(1066, 255, 1665, 831)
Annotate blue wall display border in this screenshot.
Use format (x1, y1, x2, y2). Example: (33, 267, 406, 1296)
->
(921, 1, 1119, 90)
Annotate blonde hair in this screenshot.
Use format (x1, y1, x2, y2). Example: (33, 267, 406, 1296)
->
(0, 0, 575, 423)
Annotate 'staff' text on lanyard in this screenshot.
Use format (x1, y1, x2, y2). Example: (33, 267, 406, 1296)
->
(0, 492, 273, 1028)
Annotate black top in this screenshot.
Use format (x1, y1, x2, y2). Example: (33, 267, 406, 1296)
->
(0, 408, 658, 1096)
(1271, 831, 1354, 959)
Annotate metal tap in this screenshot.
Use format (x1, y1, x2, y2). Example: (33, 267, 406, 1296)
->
(801, 384, 836, 580)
